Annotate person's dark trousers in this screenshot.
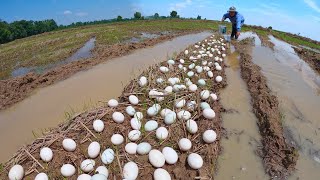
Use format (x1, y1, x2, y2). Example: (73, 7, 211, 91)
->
(231, 24, 238, 40)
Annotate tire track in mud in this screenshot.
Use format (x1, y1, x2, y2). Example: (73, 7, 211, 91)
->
(233, 39, 298, 179)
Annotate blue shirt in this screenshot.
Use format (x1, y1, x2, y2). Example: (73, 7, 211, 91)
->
(222, 12, 245, 31)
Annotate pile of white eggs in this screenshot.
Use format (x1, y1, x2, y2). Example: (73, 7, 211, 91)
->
(8, 34, 225, 180)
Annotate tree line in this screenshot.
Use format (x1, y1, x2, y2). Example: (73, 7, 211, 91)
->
(0, 11, 204, 44)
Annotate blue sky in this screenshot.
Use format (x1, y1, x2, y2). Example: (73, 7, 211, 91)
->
(1, 0, 319, 40)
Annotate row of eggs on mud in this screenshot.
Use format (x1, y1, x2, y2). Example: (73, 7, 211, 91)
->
(8, 35, 224, 180)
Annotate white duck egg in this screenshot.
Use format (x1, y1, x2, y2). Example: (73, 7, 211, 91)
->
(184, 50, 189, 55)
(174, 98, 186, 108)
(93, 119, 104, 133)
(222, 53, 226, 57)
(80, 159, 95, 173)
(196, 67, 203, 74)
(88, 141, 100, 158)
(202, 60, 208, 66)
(209, 54, 213, 57)
(187, 71, 194, 77)
(186, 120, 198, 134)
(134, 112, 143, 121)
(138, 76, 148, 87)
(215, 66, 222, 71)
(188, 84, 198, 92)
(145, 120, 158, 131)
(91, 174, 107, 180)
(178, 64, 183, 69)
(61, 164, 76, 177)
(77, 174, 91, 180)
(62, 138, 76, 152)
(186, 80, 193, 87)
(123, 162, 139, 180)
(167, 59, 175, 65)
(215, 76, 223, 82)
(203, 130, 217, 143)
(126, 106, 136, 116)
(162, 147, 178, 164)
(156, 78, 164, 84)
(200, 90, 210, 100)
(112, 112, 125, 123)
(210, 93, 218, 101)
(164, 111, 176, 125)
(197, 54, 202, 59)
(107, 99, 118, 107)
(156, 127, 169, 140)
(160, 66, 169, 73)
(125, 143, 138, 155)
(160, 108, 173, 117)
(164, 86, 173, 94)
(203, 108, 216, 119)
(198, 79, 206, 86)
(101, 149, 115, 164)
(40, 147, 53, 162)
(129, 95, 139, 105)
(147, 106, 158, 117)
(8, 165, 24, 180)
(180, 59, 185, 64)
(111, 134, 124, 145)
(95, 166, 109, 178)
(207, 71, 213, 78)
(200, 102, 211, 110)
(128, 130, 141, 141)
(177, 110, 191, 121)
(35, 172, 48, 180)
(168, 78, 176, 86)
(154, 168, 171, 180)
(149, 149, 165, 168)
(130, 118, 141, 130)
(137, 142, 152, 155)
(178, 138, 192, 151)
(186, 101, 197, 111)
(187, 153, 203, 169)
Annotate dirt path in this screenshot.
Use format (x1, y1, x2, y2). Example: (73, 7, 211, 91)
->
(233, 39, 298, 179)
(0, 31, 201, 111)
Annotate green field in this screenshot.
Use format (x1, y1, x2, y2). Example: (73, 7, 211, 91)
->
(0, 19, 318, 80)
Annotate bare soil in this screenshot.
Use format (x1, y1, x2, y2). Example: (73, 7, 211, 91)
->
(0, 31, 200, 111)
(256, 34, 275, 50)
(0, 35, 228, 179)
(293, 47, 320, 75)
(233, 39, 298, 179)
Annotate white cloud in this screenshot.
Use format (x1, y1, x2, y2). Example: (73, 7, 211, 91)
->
(169, 0, 192, 11)
(75, 12, 88, 17)
(304, 0, 320, 13)
(63, 10, 72, 15)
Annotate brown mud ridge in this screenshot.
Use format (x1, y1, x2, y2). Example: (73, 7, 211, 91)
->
(293, 47, 320, 75)
(233, 39, 298, 179)
(0, 36, 228, 179)
(0, 31, 200, 111)
(256, 34, 275, 50)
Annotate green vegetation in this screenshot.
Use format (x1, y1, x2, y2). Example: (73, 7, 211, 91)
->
(170, 11, 178, 18)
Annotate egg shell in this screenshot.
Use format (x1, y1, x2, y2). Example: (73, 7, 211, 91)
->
(154, 168, 171, 180)
(125, 143, 138, 155)
(91, 174, 108, 180)
(178, 138, 192, 151)
(138, 76, 148, 87)
(187, 153, 203, 169)
(210, 93, 218, 101)
(137, 142, 152, 155)
(88, 141, 100, 158)
(156, 127, 169, 140)
(40, 147, 53, 162)
(215, 76, 223, 82)
(164, 111, 176, 125)
(145, 120, 158, 131)
(8, 165, 24, 180)
(80, 159, 95, 173)
(130, 118, 141, 130)
(111, 134, 124, 145)
(107, 99, 118, 107)
(101, 149, 115, 164)
(203, 108, 216, 119)
(174, 99, 186, 108)
(77, 174, 91, 180)
(188, 84, 197, 92)
(129, 95, 139, 105)
(186, 120, 198, 134)
(149, 150, 165, 168)
(35, 172, 48, 180)
(134, 112, 143, 121)
(200, 102, 211, 110)
(62, 138, 77, 152)
(200, 90, 210, 100)
(123, 162, 139, 180)
(61, 164, 76, 177)
(93, 119, 104, 133)
(128, 130, 141, 141)
(203, 130, 217, 143)
(162, 147, 178, 164)
(177, 110, 191, 121)
(126, 106, 136, 116)
(95, 166, 109, 178)
(112, 112, 125, 123)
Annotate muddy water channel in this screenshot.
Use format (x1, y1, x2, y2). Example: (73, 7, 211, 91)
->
(216, 47, 268, 179)
(0, 32, 211, 162)
(250, 35, 320, 179)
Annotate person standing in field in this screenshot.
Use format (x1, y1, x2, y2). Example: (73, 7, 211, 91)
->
(221, 6, 245, 40)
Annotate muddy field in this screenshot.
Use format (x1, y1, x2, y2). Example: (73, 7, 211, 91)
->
(293, 47, 320, 75)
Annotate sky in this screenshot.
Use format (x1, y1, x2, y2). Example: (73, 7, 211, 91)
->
(0, 0, 319, 40)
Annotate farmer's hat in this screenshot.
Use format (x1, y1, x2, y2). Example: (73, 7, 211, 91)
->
(228, 6, 236, 12)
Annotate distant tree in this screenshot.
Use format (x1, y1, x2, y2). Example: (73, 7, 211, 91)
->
(117, 15, 123, 21)
(170, 11, 178, 18)
(134, 12, 142, 19)
(154, 13, 160, 19)
(268, 26, 272, 30)
(197, 15, 201, 20)
(204, 18, 207, 20)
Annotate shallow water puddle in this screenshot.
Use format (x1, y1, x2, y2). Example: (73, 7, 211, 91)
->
(215, 46, 268, 179)
(0, 32, 211, 162)
(251, 37, 320, 179)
